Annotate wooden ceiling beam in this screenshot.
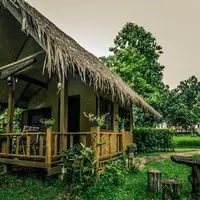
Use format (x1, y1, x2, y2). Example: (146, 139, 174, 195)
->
(17, 74, 48, 89)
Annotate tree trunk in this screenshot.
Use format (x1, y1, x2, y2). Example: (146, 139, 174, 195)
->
(147, 169, 161, 192)
(162, 178, 181, 200)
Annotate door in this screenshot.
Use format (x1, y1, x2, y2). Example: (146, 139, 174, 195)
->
(68, 95, 80, 132)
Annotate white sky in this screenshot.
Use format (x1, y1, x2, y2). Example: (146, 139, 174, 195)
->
(26, 0, 200, 89)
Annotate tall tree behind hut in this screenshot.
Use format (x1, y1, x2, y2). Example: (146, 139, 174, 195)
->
(101, 23, 167, 126)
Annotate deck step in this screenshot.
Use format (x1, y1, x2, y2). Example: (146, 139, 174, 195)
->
(47, 165, 62, 176)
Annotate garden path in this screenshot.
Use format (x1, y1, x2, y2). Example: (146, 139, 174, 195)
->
(139, 149, 200, 168)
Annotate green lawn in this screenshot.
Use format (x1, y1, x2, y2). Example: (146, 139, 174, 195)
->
(84, 155, 200, 200)
(1, 156, 200, 200)
(173, 134, 200, 149)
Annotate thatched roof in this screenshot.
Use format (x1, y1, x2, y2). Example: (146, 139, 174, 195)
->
(0, 0, 161, 118)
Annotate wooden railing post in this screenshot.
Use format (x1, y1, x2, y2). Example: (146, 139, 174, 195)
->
(26, 135, 31, 156)
(80, 134, 87, 146)
(121, 129, 126, 152)
(91, 126, 100, 168)
(46, 128, 52, 165)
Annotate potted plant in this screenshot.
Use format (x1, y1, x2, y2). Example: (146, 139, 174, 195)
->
(40, 118, 55, 129)
(127, 143, 137, 154)
(116, 115, 128, 132)
(83, 112, 109, 128)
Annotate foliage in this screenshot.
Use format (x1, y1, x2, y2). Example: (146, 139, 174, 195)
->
(62, 144, 97, 189)
(135, 128, 175, 152)
(128, 158, 141, 174)
(115, 115, 129, 130)
(83, 112, 109, 127)
(84, 159, 128, 199)
(163, 76, 200, 129)
(0, 108, 24, 133)
(40, 117, 55, 128)
(127, 142, 137, 148)
(101, 22, 167, 126)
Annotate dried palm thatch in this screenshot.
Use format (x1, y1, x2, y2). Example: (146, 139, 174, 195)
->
(0, 0, 162, 118)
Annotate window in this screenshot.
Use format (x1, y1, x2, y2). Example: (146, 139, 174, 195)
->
(100, 97, 113, 131)
(118, 107, 130, 131)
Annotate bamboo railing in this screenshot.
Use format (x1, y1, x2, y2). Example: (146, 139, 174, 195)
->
(0, 129, 133, 167)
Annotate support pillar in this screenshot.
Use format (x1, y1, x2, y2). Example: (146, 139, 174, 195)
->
(130, 105, 134, 133)
(59, 78, 68, 152)
(2, 77, 15, 154)
(130, 105, 135, 143)
(7, 77, 15, 133)
(113, 103, 119, 132)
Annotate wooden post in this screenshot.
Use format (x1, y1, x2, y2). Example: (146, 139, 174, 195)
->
(91, 126, 99, 168)
(7, 79, 15, 133)
(46, 128, 52, 165)
(53, 134, 58, 156)
(121, 129, 126, 152)
(148, 169, 162, 192)
(80, 135, 87, 146)
(26, 135, 31, 156)
(113, 103, 118, 132)
(162, 178, 181, 200)
(130, 105, 134, 133)
(59, 78, 68, 152)
(39, 135, 44, 156)
(5, 77, 15, 154)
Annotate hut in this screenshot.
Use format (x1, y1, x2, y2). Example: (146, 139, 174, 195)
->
(0, 0, 161, 175)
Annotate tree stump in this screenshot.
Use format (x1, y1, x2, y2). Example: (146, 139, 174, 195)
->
(162, 178, 181, 200)
(147, 169, 161, 192)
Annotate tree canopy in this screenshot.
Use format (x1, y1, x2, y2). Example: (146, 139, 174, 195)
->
(101, 22, 166, 126)
(101, 22, 200, 128)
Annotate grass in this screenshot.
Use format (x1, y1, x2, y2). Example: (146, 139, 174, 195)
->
(84, 155, 200, 200)
(173, 134, 200, 149)
(1, 156, 200, 200)
(0, 173, 74, 200)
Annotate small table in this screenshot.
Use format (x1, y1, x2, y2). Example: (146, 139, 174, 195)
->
(171, 156, 200, 197)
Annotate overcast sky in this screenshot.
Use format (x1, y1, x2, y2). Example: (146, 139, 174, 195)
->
(26, 0, 200, 89)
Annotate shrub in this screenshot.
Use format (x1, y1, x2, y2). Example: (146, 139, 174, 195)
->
(135, 128, 175, 152)
(84, 159, 128, 199)
(62, 144, 98, 189)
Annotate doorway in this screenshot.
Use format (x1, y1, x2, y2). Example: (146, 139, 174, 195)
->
(68, 95, 80, 132)
(68, 95, 80, 145)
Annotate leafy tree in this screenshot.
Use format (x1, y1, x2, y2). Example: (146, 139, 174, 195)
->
(176, 76, 200, 109)
(164, 76, 200, 129)
(101, 23, 166, 126)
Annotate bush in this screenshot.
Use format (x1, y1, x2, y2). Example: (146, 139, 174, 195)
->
(62, 144, 98, 189)
(135, 128, 175, 152)
(84, 159, 128, 199)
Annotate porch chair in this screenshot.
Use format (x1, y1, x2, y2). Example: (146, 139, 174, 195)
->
(19, 126, 40, 155)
